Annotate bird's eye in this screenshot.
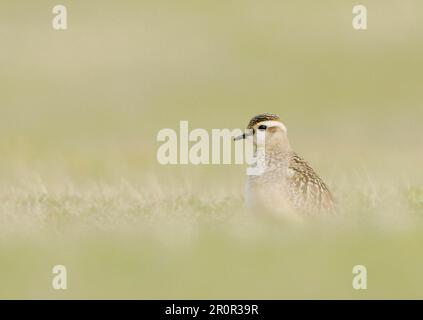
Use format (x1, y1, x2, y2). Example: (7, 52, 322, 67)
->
(258, 125, 267, 130)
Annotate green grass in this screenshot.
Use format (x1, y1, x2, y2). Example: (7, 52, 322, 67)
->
(0, 0, 422, 299)
(1, 173, 422, 299)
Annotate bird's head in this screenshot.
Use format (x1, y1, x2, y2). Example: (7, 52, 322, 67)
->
(234, 113, 292, 153)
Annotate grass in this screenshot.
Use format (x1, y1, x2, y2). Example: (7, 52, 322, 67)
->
(1, 172, 422, 299)
(0, 0, 423, 299)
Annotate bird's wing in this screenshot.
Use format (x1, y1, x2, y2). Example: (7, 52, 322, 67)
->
(287, 153, 334, 212)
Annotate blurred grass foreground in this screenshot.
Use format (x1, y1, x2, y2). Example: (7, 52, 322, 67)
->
(0, 1, 423, 298)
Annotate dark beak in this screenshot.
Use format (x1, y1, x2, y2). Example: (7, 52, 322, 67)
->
(233, 130, 253, 141)
(233, 133, 246, 141)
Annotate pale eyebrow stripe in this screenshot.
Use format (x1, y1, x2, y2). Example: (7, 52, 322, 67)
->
(261, 120, 287, 132)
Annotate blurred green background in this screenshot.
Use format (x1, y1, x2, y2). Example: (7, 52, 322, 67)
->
(0, 0, 422, 299)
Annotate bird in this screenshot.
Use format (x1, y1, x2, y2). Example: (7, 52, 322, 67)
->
(234, 113, 334, 218)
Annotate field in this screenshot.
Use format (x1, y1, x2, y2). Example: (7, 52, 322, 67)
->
(1, 0, 423, 298)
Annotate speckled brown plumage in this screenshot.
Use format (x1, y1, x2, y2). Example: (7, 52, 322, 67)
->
(242, 113, 335, 216)
(286, 152, 334, 213)
(247, 113, 280, 129)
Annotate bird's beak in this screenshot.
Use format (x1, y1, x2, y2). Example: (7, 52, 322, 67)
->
(233, 134, 245, 141)
(233, 130, 253, 141)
